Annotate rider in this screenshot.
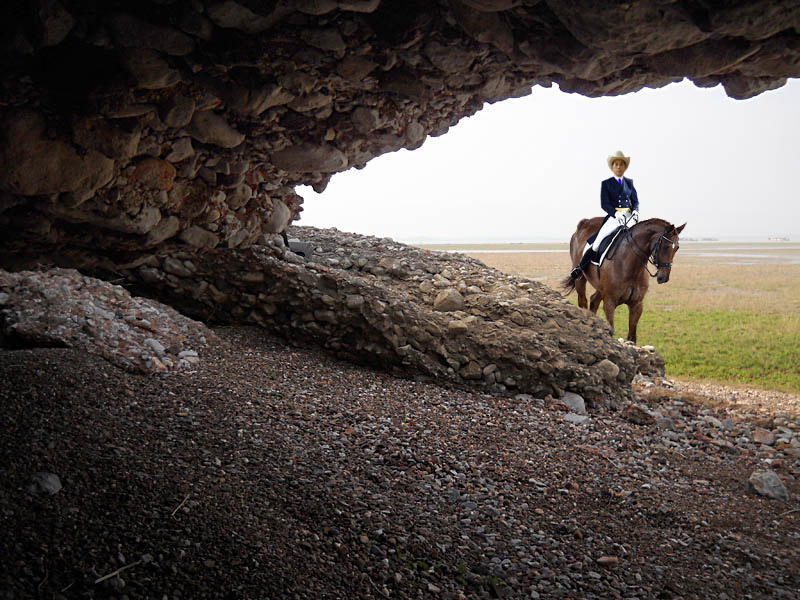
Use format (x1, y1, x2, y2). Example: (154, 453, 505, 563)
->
(569, 150, 640, 280)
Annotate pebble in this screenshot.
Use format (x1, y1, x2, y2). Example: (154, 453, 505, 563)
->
(748, 470, 789, 500)
(27, 472, 62, 495)
(561, 392, 586, 415)
(564, 413, 590, 425)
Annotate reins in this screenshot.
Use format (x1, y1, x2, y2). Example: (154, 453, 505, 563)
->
(622, 225, 674, 278)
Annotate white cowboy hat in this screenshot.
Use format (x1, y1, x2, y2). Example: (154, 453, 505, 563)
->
(607, 151, 630, 170)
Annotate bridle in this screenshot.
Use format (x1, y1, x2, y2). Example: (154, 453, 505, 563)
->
(625, 226, 677, 278)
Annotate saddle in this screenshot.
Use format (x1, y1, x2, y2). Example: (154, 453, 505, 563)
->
(589, 226, 626, 273)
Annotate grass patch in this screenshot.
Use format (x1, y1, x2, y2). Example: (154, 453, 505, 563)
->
(611, 306, 800, 393)
(468, 243, 800, 393)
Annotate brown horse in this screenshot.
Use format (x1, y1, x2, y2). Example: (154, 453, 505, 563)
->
(561, 217, 686, 344)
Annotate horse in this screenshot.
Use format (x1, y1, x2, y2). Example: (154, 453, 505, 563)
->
(560, 217, 685, 344)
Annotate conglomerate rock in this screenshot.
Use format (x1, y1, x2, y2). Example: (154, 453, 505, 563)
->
(113, 225, 645, 405)
(0, 1, 797, 398)
(1, 1, 798, 268)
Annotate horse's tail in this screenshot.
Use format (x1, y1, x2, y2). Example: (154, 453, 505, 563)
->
(560, 224, 586, 296)
(560, 274, 577, 296)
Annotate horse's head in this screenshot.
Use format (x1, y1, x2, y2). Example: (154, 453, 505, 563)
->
(653, 223, 685, 284)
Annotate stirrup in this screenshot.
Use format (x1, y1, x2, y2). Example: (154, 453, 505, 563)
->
(570, 266, 583, 280)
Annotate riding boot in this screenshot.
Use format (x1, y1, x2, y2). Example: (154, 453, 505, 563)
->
(570, 248, 596, 279)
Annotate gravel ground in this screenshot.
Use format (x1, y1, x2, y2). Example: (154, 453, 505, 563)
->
(2, 326, 799, 599)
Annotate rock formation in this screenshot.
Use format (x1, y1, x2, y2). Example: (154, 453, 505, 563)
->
(0, 1, 797, 400)
(2, 226, 668, 405)
(2, 1, 799, 268)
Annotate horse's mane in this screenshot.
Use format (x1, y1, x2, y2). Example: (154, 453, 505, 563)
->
(635, 217, 671, 229)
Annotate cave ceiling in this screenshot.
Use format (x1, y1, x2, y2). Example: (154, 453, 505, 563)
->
(1, 0, 799, 269)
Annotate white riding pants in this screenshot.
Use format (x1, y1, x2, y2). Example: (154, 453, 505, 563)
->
(592, 214, 627, 252)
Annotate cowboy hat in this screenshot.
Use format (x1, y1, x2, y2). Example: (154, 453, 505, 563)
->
(607, 151, 630, 170)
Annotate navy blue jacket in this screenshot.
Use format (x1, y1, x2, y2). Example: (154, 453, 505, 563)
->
(600, 176, 639, 217)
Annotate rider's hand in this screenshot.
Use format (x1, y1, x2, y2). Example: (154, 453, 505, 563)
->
(615, 212, 627, 224)
(631, 210, 639, 222)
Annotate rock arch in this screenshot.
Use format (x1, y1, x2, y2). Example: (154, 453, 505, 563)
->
(0, 1, 796, 400)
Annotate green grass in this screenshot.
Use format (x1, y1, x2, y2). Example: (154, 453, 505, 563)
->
(608, 304, 800, 393)
(465, 243, 800, 393)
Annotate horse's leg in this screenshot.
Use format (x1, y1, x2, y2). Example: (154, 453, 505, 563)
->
(589, 291, 602, 314)
(627, 300, 644, 345)
(602, 298, 617, 336)
(575, 277, 588, 309)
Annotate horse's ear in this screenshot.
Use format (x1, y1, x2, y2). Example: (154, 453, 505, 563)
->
(676, 223, 686, 234)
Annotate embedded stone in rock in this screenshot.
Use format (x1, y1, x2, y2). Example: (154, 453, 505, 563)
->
(271, 143, 348, 173)
(405, 121, 426, 148)
(180, 226, 220, 248)
(160, 95, 196, 128)
(624, 342, 666, 378)
(337, 55, 378, 80)
(447, 319, 469, 335)
(51, 204, 163, 235)
(562, 392, 586, 415)
(72, 118, 141, 161)
(346, 295, 364, 309)
(423, 41, 475, 73)
(287, 239, 313, 258)
(130, 158, 177, 191)
(36, 0, 74, 46)
(621, 402, 656, 425)
(179, 10, 214, 40)
(548, 2, 709, 57)
(120, 49, 181, 90)
(351, 107, 382, 133)
(0, 110, 114, 195)
(206, 1, 278, 34)
(226, 185, 253, 210)
(224, 85, 295, 116)
(753, 427, 776, 445)
(288, 92, 334, 113)
(595, 358, 620, 383)
(187, 111, 245, 148)
(449, 0, 514, 54)
(460, 360, 482, 380)
(163, 257, 193, 278)
(165, 137, 194, 163)
(145, 216, 181, 246)
(263, 199, 292, 233)
(748, 470, 789, 500)
(434, 289, 465, 312)
(379, 68, 431, 100)
(300, 28, 346, 52)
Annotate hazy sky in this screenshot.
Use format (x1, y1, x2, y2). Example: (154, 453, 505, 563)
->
(297, 77, 800, 243)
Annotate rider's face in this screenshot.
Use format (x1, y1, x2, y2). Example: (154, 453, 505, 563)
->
(611, 160, 627, 177)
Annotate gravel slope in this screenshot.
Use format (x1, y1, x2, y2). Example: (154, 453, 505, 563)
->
(2, 326, 799, 599)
